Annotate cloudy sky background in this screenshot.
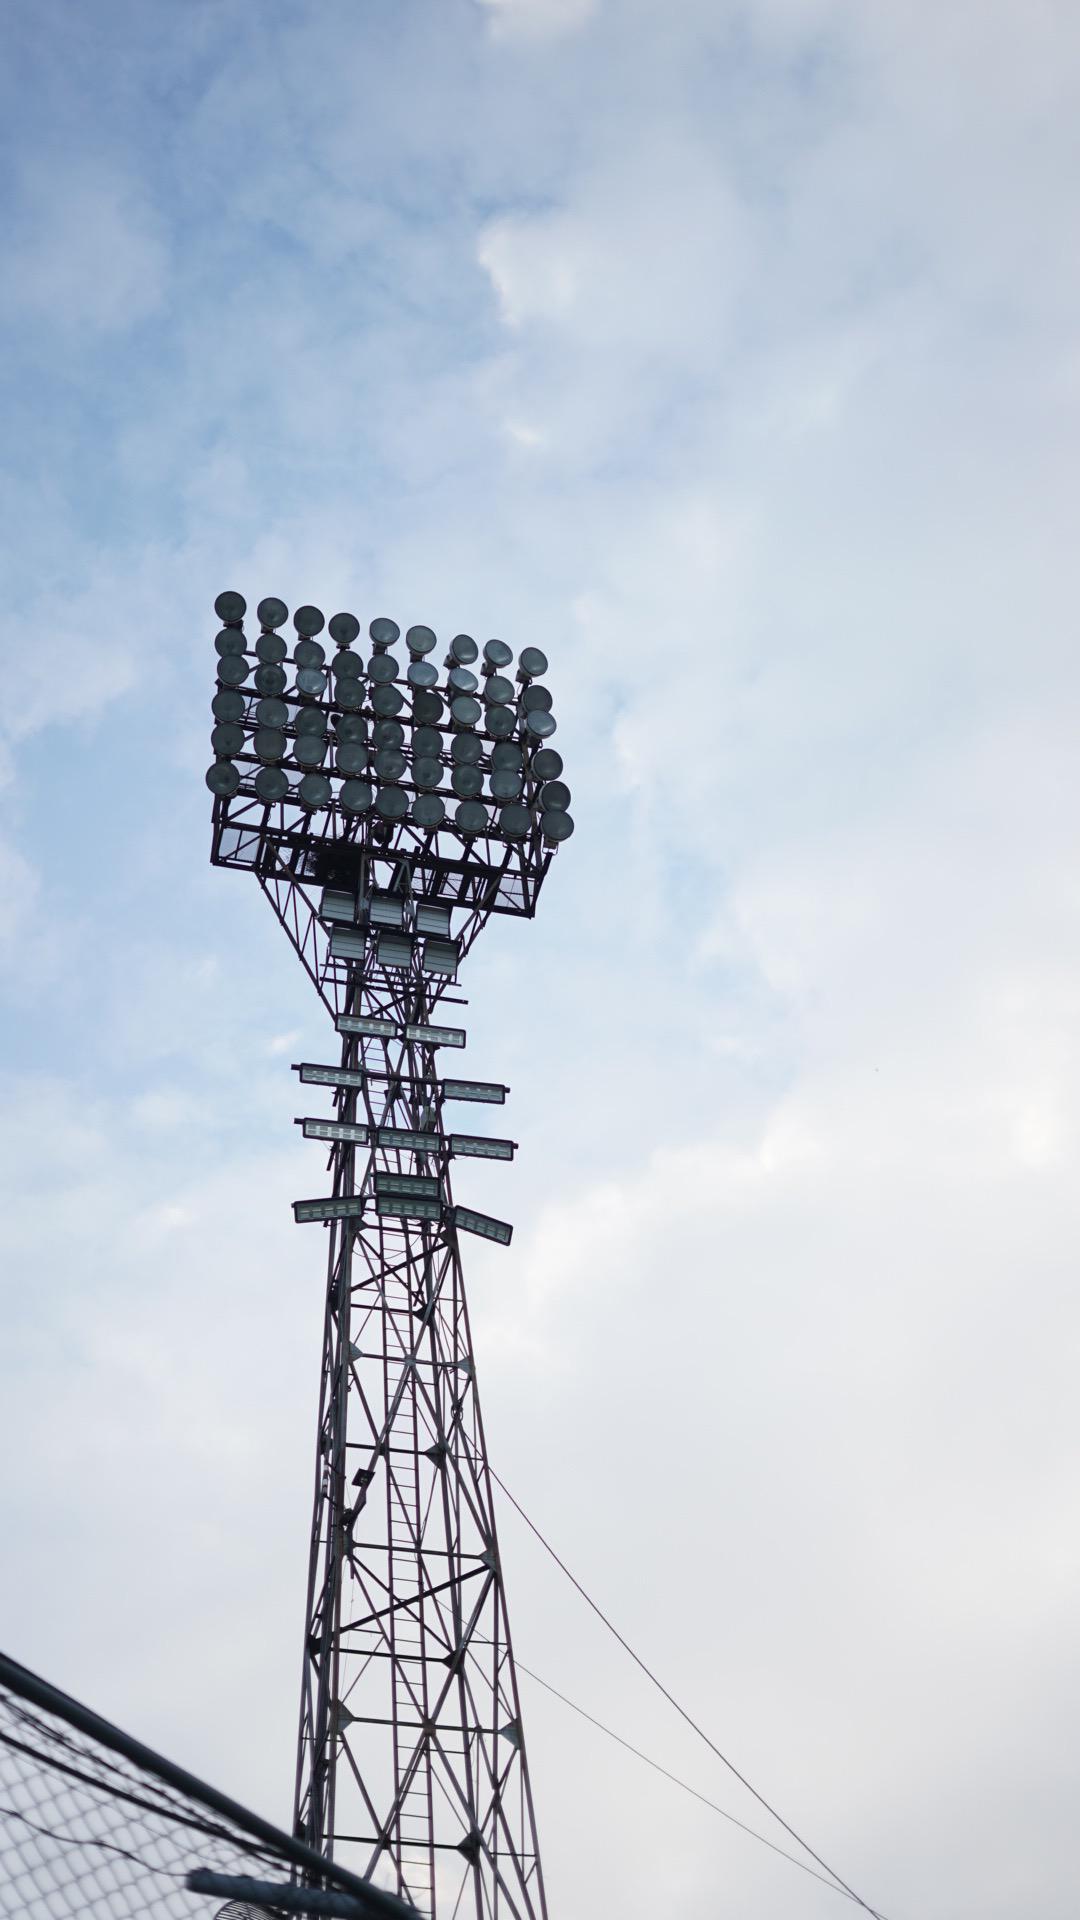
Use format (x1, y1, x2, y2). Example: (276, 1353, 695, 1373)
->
(3, 1, 1080, 1915)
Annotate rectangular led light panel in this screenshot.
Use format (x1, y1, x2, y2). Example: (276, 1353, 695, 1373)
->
(301, 1118, 370, 1146)
(369, 893, 406, 929)
(330, 927, 368, 961)
(297, 1063, 367, 1089)
(452, 1205, 513, 1247)
(377, 1126, 441, 1153)
(378, 931, 413, 968)
(374, 1170, 441, 1199)
(422, 939, 459, 976)
(320, 889, 355, 924)
(337, 1014, 397, 1039)
(415, 903, 452, 938)
(293, 1195, 366, 1224)
(405, 1022, 466, 1049)
(442, 1078, 507, 1105)
(375, 1195, 443, 1222)
(449, 1133, 515, 1161)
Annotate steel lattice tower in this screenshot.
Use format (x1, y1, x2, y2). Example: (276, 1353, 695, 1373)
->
(205, 594, 573, 1918)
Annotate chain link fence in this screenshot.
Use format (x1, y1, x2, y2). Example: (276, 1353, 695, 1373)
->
(0, 1652, 413, 1920)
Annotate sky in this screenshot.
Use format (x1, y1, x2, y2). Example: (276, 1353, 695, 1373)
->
(2, 0, 1080, 1916)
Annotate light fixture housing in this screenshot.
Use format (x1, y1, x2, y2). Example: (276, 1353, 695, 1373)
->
(368, 892, 406, 929)
(301, 1118, 371, 1146)
(449, 1134, 515, 1162)
(377, 931, 413, 968)
(297, 1063, 367, 1090)
(452, 1205, 513, 1247)
(415, 902, 452, 938)
(294, 1195, 366, 1224)
(374, 1171, 441, 1199)
(337, 1014, 397, 1039)
(442, 1079, 507, 1105)
(375, 1194, 443, 1222)
(330, 927, 368, 962)
(405, 1022, 466, 1049)
(377, 1126, 441, 1153)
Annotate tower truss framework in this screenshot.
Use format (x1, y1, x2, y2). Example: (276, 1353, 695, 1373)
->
(205, 596, 574, 1919)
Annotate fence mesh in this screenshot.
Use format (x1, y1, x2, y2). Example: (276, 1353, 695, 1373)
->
(0, 1653, 385, 1919)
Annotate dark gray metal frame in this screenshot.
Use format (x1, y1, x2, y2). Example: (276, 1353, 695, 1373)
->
(209, 613, 566, 1920)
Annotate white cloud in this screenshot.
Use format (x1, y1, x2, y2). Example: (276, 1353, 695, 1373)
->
(476, 0, 597, 41)
(5, 160, 167, 334)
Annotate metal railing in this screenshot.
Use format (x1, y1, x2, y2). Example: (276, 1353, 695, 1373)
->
(0, 1651, 414, 1919)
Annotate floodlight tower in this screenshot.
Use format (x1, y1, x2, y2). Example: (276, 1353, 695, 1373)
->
(204, 594, 573, 1920)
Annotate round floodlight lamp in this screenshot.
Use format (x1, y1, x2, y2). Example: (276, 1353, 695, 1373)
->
(373, 718, 404, 749)
(295, 736, 328, 769)
(451, 733, 482, 766)
(368, 654, 398, 685)
(525, 709, 556, 739)
(329, 611, 361, 647)
(257, 597, 288, 630)
(413, 726, 442, 758)
(542, 809, 575, 843)
(255, 663, 287, 697)
(369, 616, 400, 650)
(375, 785, 408, 821)
(217, 653, 250, 688)
(408, 661, 438, 689)
(212, 689, 245, 723)
(256, 697, 288, 727)
(332, 648, 363, 680)
(450, 695, 481, 729)
(483, 674, 514, 705)
(372, 685, 404, 717)
(336, 677, 365, 710)
(254, 727, 286, 763)
(406, 624, 437, 657)
(334, 712, 367, 742)
(412, 757, 442, 790)
(299, 772, 332, 809)
(340, 779, 373, 814)
(413, 793, 445, 828)
(413, 691, 443, 726)
(214, 590, 246, 626)
(517, 646, 548, 681)
(455, 799, 488, 834)
(374, 746, 406, 781)
(485, 705, 515, 739)
(214, 628, 241, 658)
(295, 638, 326, 669)
(499, 804, 530, 839)
(335, 741, 369, 775)
(483, 639, 513, 670)
(296, 668, 327, 698)
(293, 605, 325, 637)
(522, 684, 552, 713)
(448, 634, 479, 666)
(255, 765, 290, 803)
(451, 765, 483, 799)
(541, 779, 571, 811)
(491, 741, 523, 770)
(206, 760, 241, 796)
(531, 746, 563, 781)
(256, 632, 287, 665)
(295, 706, 327, 736)
(448, 666, 478, 695)
(211, 721, 244, 757)
(490, 768, 523, 801)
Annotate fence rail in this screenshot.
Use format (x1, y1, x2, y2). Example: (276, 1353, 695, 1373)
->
(0, 1651, 413, 1920)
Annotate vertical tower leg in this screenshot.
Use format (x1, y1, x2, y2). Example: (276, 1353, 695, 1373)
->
(293, 1002, 547, 1920)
